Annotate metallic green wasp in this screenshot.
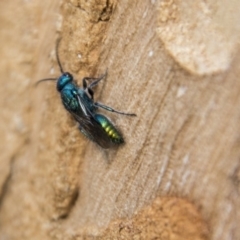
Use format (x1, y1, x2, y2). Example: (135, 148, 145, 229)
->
(37, 39, 136, 148)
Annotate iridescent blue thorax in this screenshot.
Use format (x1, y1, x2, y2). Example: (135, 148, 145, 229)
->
(57, 73, 96, 114)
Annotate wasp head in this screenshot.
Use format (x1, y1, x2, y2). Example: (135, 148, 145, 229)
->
(57, 72, 73, 91)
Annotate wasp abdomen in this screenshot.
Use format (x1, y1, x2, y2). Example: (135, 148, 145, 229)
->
(94, 114, 124, 144)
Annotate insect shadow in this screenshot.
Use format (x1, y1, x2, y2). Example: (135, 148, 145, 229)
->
(36, 38, 136, 149)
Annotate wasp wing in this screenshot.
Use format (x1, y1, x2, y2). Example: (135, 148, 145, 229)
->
(69, 94, 115, 149)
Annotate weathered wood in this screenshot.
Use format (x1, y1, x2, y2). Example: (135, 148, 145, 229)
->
(0, 0, 240, 239)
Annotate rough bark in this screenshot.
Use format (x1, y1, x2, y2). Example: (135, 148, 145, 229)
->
(0, 0, 240, 239)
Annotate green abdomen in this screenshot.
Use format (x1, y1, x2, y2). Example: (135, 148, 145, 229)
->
(94, 114, 124, 144)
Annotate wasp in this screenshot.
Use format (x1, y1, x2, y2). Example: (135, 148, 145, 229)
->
(37, 39, 136, 149)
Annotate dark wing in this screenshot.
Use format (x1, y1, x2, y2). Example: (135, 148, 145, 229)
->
(70, 95, 115, 149)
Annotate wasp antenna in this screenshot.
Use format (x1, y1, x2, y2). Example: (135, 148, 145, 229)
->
(56, 38, 64, 74)
(35, 78, 57, 87)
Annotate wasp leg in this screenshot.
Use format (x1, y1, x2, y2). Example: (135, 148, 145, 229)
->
(82, 69, 108, 89)
(82, 78, 96, 99)
(83, 70, 108, 99)
(87, 88, 94, 99)
(83, 77, 100, 89)
(94, 102, 136, 116)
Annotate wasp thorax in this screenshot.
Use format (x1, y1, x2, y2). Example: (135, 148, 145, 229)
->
(57, 72, 73, 91)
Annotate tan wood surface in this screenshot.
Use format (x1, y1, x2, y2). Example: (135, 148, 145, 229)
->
(0, 0, 239, 239)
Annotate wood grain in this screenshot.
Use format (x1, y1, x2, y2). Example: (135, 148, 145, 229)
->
(0, 0, 239, 239)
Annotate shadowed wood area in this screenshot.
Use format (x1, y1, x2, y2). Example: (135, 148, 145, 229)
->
(0, 0, 240, 239)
